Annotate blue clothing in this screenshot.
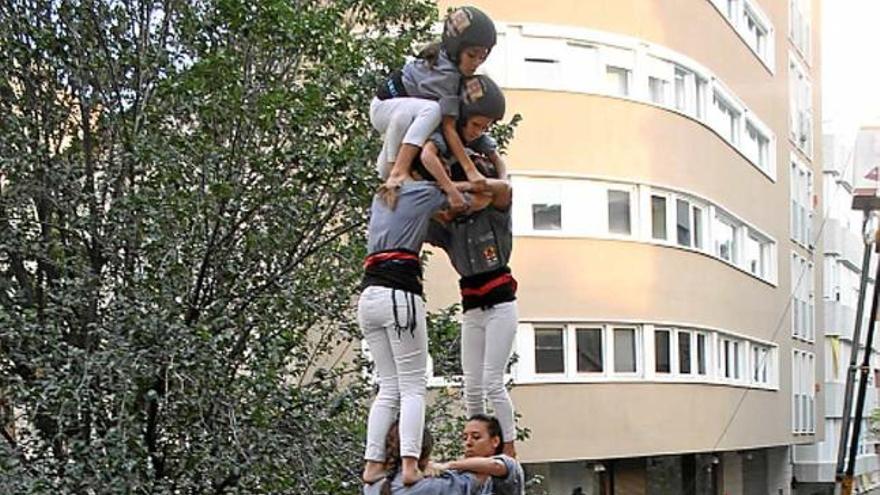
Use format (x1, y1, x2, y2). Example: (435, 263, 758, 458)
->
(362, 456, 524, 495)
(366, 181, 448, 255)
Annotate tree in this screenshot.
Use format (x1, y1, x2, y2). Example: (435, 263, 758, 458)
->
(0, 0, 436, 492)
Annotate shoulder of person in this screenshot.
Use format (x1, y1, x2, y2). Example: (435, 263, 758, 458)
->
(491, 454, 523, 477)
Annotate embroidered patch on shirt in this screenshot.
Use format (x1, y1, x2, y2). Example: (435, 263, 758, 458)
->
(483, 245, 499, 265)
(446, 8, 472, 37)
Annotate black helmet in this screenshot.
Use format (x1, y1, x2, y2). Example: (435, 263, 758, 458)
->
(442, 6, 497, 61)
(460, 75, 505, 122)
(450, 153, 496, 181)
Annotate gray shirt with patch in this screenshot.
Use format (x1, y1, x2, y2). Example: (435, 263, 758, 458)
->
(428, 206, 512, 277)
(401, 50, 462, 118)
(362, 456, 524, 495)
(367, 181, 449, 255)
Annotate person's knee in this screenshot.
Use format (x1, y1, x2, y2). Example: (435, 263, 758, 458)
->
(388, 109, 416, 132)
(485, 380, 507, 399)
(398, 374, 427, 396)
(376, 378, 401, 400)
(418, 103, 441, 127)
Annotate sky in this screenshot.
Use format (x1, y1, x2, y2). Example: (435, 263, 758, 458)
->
(822, 0, 880, 132)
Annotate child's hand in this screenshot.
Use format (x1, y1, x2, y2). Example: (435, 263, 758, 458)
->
(384, 174, 404, 190)
(468, 178, 487, 194)
(448, 189, 468, 214)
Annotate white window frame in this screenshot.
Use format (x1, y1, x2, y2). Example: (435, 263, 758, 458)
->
(708, 0, 776, 71)
(712, 88, 742, 146)
(532, 325, 568, 377)
(790, 154, 814, 248)
(515, 322, 777, 389)
(792, 349, 816, 434)
(607, 187, 635, 238)
(788, 0, 812, 63)
(573, 325, 606, 376)
(488, 23, 778, 182)
(789, 53, 814, 158)
(791, 251, 815, 343)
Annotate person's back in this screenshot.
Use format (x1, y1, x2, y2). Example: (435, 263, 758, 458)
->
(363, 471, 474, 495)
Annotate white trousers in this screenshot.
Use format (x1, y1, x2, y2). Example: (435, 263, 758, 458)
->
(460, 301, 519, 443)
(359, 285, 428, 461)
(369, 97, 441, 179)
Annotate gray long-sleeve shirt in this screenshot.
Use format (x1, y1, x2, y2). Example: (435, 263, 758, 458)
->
(401, 50, 462, 118)
(367, 181, 449, 255)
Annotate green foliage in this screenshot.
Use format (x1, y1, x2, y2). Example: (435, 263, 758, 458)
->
(0, 0, 436, 492)
(0, 0, 534, 492)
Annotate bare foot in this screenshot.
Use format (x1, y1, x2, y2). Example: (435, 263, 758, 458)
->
(363, 461, 386, 484)
(401, 457, 423, 485)
(466, 169, 487, 192)
(401, 467, 423, 486)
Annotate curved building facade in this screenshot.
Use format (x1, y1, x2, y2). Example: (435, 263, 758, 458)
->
(424, 1, 823, 493)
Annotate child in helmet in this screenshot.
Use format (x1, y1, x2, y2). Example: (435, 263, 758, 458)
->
(371, 6, 497, 211)
(417, 75, 508, 184)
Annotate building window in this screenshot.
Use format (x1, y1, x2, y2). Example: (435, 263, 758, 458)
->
(651, 195, 667, 240)
(695, 78, 707, 119)
(791, 252, 814, 341)
(608, 189, 632, 235)
(745, 121, 770, 171)
(719, 337, 743, 381)
(743, 7, 768, 57)
(696, 333, 708, 375)
(726, 0, 739, 19)
(532, 203, 561, 231)
(519, 323, 776, 388)
(606, 66, 630, 96)
(714, 214, 738, 263)
(793, 349, 816, 433)
(655, 328, 671, 373)
(649, 76, 668, 105)
(713, 92, 740, 145)
(535, 327, 565, 374)
(674, 68, 688, 112)
(745, 230, 772, 278)
(789, 55, 813, 155)
(790, 158, 813, 247)
(576, 327, 604, 373)
(676, 199, 691, 247)
(693, 206, 704, 250)
(789, 0, 812, 60)
(752, 344, 771, 385)
(679, 330, 692, 375)
(614, 327, 638, 373)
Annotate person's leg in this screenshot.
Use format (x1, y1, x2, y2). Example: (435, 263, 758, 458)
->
(359, 286, 401, 482)
(387, 291, 429, 485)
(482, 301, 519, 456)
(461, 307, 488, 417)
(385, 100, 441, 187)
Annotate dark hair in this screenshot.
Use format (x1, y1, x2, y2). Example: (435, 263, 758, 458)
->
(467, 413, 504, 455)
(381, 421, 434, 495)
(449, 154, 496, 181)
(416, 41, 442, 68)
